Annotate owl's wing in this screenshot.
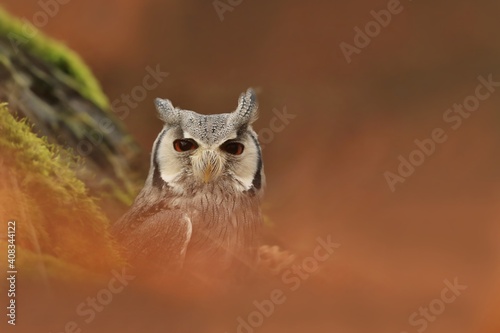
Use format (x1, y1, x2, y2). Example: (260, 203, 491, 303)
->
(115, 209, 192, 273)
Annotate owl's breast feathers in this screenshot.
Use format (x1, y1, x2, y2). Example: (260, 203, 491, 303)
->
(112, 186, 262, 277)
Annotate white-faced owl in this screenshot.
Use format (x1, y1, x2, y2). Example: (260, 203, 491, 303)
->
(113, 89, 264, 281)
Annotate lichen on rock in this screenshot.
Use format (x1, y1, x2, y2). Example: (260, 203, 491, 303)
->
(0, 7, 147, 216)
(0, 7, 108, 109)
(0, 103, 123, 279)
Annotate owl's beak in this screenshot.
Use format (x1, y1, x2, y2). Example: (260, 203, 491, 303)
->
(203, 163, 216, 183)
(192, 150, 224, 183)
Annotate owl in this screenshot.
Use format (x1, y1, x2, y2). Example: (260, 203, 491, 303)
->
(112, 89, 264, 281)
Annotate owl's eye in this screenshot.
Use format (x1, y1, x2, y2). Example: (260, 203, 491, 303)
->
(221, 142, 244, 155)
(173, 139, 198, 152)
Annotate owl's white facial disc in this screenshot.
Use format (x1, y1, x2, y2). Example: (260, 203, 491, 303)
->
(154, 127, 185, 186)
(151, 89, 263, 193)
(227, 129, 261, 190)
(152, 124, 262, 193)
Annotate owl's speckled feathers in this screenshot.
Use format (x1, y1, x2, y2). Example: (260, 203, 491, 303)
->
(113, 89, 264, 280)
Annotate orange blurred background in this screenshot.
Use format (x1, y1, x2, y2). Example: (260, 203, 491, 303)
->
(3, 1, 500, 332)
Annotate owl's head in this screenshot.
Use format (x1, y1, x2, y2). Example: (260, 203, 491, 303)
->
(150, 89, 264, 194)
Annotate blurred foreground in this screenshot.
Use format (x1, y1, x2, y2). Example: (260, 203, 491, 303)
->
(1, 1, 500, 333)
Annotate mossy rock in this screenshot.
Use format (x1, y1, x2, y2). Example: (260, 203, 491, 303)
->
(0, 7, 147, 217)
(0, 7, 108, 109)
(0, 105, 124, 278)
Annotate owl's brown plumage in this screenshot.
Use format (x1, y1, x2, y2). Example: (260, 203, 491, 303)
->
(113, 89, 264, 282)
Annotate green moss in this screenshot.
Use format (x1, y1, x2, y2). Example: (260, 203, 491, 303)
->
(0, 104, 123, 275)
(0, 7, 109, 110)
(0, 244, 104, 284)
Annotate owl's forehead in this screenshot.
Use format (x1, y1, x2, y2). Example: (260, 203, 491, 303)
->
(179, 111, 237, 145)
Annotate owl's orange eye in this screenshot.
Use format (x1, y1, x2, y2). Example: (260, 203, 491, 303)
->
(221, 142, 244, 155)
(173, 139, 198, 152)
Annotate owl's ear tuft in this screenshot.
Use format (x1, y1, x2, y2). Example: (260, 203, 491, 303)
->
(155, 98, 180, 125)
(231, 88, 258, 127)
